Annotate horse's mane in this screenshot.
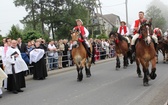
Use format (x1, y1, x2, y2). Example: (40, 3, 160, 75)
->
(117, 33, 128, 42)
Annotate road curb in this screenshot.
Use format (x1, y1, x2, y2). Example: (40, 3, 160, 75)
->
(25, 58, 115, 80)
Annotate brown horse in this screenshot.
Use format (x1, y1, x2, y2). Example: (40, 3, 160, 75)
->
(109, 32, 133, 70)
(71, 30, 92, 81)
(156, 34, 168, 63)
(135, 19, 157, 86)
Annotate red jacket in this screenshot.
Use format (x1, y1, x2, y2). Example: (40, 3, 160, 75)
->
(133, 19, 140, 35)
(74, 26, 85, 36)
(119, 26, 127, 34)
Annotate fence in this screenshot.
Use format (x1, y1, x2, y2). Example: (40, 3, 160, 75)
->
(45, 47, 116, 71)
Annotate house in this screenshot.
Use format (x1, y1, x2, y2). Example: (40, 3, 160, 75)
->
(93, 13, 121, 35)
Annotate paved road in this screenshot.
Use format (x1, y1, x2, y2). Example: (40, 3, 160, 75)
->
(1, 58, 168, 105)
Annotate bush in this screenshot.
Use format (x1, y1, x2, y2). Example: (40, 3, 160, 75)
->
(96, 33, 108, 39)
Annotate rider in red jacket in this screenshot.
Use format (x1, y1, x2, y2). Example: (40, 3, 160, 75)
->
(73, 19, 92, 57)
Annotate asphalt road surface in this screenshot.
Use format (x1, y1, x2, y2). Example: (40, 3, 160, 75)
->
(1, 57, 168, 105)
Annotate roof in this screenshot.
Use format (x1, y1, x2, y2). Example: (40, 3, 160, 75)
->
(95, 13, 121, 26)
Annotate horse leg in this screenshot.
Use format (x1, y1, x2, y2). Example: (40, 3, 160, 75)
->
(78, 67, 83, 81)
(116, 55, 120, 70)
(143, 67, 149, 86)
(156, 50, 158, 63)
(128, 50, 133, 64)
(123, 55, 128, 69)
(139, 59, 149, 86)
(166, 52, 168, 61)
(150, 58, 157, 80)
(136, 58, 142, 78)
(85, 58, 91, 77)
(162, 49, 166, 63)
(77, 66, 81, 81)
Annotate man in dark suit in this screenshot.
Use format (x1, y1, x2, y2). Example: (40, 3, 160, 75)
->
(17, 38, 29, 76)
(17, 38, 27, 53)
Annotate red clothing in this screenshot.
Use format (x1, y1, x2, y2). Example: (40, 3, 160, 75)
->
(74, 26, 85, 36)
(154, 28, 161, 37)
(119, 26, 127, 34)
(133, 19, 140, 35)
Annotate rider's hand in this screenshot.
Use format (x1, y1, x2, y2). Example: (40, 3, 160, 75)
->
(134, 27, 138, 31)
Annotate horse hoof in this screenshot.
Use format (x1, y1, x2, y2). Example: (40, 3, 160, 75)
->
(138, 74, 142, 78)
(123, 66, 127, 69)
(150, 73, 157, 80)
(86, 75, 91, 78)
(116, 67, 119, 70)
(77, 78, 82, 82)
(143, 82, 149, 86)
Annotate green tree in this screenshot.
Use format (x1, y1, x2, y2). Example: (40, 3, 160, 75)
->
(13, 0, 89, 40)
(7, 25, 22, 39)
(145, 5, 166, 30)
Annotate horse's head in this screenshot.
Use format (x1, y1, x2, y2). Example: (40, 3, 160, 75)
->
(70, 29, 80, 41)
(139, 18, 153, 38)
(109, 31, 118, 41)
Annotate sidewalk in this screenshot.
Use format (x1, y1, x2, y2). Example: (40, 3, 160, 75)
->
(25, 58, 115, 80)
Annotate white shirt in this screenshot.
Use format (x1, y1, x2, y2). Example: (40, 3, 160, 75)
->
(84, 27, 89, 37)
(117, 26, 130, 36)
(48, 44, 56, 56)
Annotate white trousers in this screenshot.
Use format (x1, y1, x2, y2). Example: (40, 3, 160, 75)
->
(84, 39, 90, 47)
(124, 36, 130, 43)
(152, 35, 158, 44)
(131, 34, 139, 45)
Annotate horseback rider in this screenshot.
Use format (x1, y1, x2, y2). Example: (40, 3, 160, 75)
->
(117, 21, 130, 48)
(152, 28, 162, 49)
(73, 19, 92, 57)
(131, 11, 154, 52)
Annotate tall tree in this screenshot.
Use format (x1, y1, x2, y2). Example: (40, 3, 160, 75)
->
(145, 5, 166, 30)
(8, 25, 22, 39)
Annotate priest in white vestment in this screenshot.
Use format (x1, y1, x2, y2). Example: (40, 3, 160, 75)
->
(5, 40, 28, 94)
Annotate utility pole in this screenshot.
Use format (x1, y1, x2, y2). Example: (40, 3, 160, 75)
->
(125, 0, 128, 26)
(40, 0, 45, 35)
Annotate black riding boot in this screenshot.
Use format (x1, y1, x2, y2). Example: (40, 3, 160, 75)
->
(128, 43, 130, 50)
(154, 43, 157, 51)
(131, 45, 135, 53)
(82, 41, 92, 57)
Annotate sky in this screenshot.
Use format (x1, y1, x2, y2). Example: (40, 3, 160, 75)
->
(0, 0, 168, 36)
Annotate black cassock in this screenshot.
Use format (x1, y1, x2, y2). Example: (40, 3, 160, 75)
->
(32, 47, 48, 80)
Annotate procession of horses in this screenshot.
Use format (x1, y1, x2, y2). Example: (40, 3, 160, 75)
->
(70, 18, 168, 86)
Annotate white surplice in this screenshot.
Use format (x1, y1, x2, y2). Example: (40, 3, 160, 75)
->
(29, 49, 45, 64)
(5, 47, 28, 74)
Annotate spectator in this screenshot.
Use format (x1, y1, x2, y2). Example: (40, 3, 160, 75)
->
(90, 38, 96, 64)
(47, 40, 57, 70)
(17, 38, 29, 76)
(69, 40, 74, 66)
(62, 39, 69, 68)
(58, 40, 64, 69)
(26, 40, 34, 75)
(104, 39, 110, 58)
